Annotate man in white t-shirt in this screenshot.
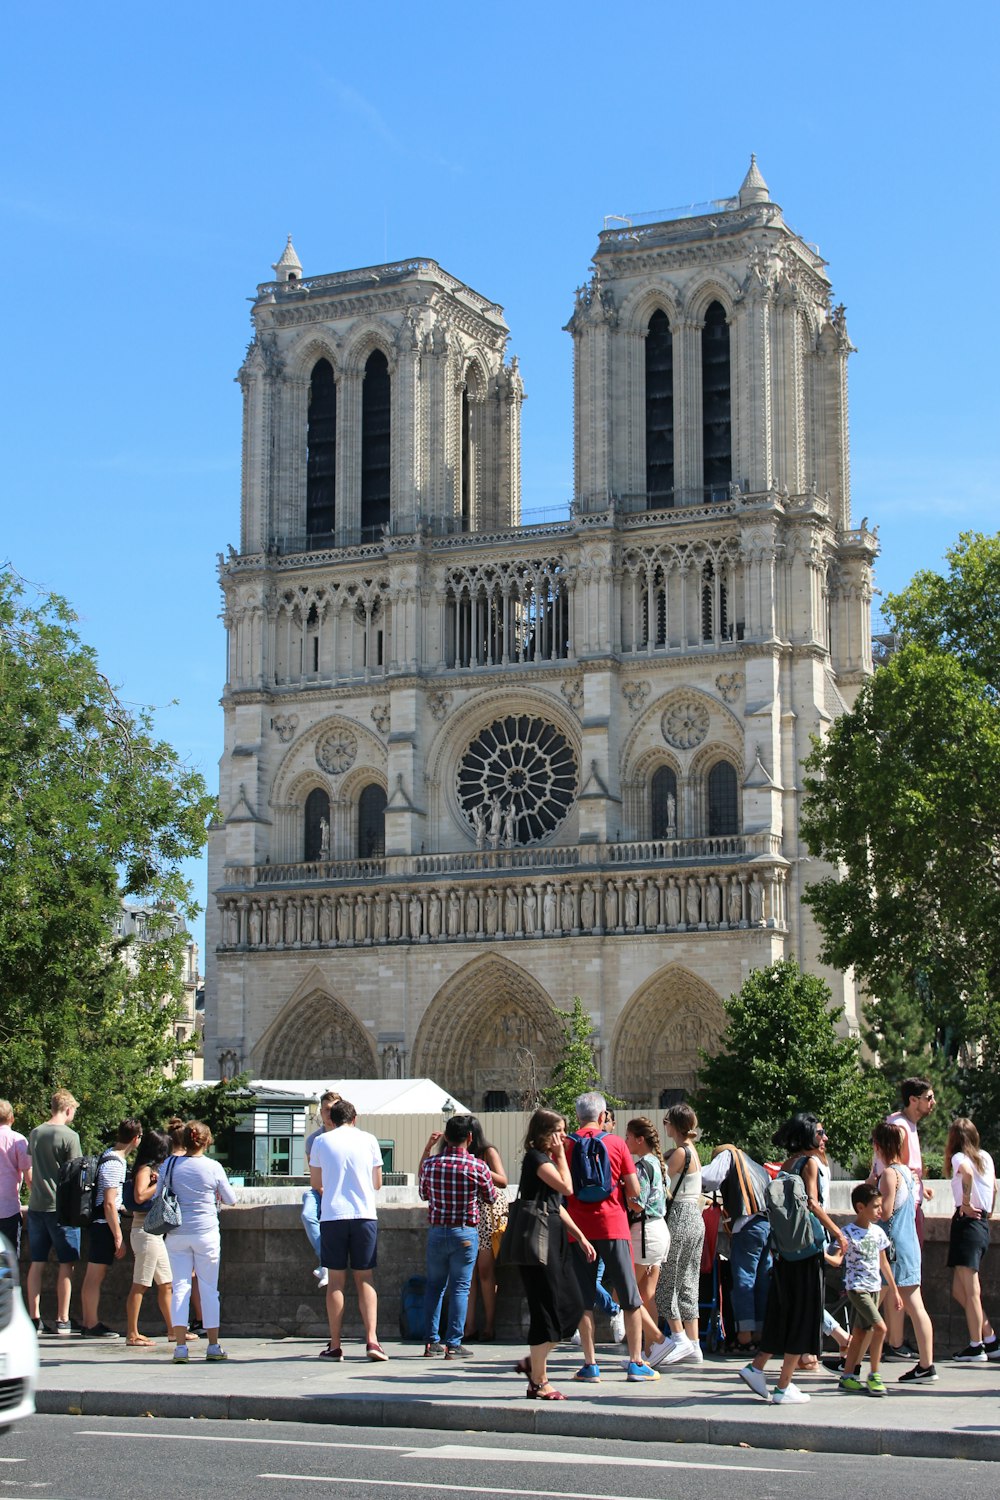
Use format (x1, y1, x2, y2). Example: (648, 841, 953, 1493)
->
(309, 1099, 386, 1362)
(870, 1077, 936, 1355)
(302, 1090, 341, 1290)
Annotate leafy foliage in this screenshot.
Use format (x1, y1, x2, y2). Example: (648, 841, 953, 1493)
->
(694, 959, 889, 1169)
(801, 531, 1000, 1139)
(543, 995, 620, 1123)
(0, 571, 215, 1149)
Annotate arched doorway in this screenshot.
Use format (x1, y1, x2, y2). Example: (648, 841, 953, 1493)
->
(612, 965, 726, 1102)
(255, 989, 377, 1077)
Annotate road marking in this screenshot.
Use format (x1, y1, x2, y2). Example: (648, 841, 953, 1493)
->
(73, 1432, 799, 1474)
(261, 1480, 726, 1499)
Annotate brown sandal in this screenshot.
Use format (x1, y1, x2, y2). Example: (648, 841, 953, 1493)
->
(527, 1379, 566, 1400)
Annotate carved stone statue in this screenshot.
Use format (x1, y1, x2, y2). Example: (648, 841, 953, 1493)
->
(388, 893, 402, 940)
(354, 894, 367, 942)
(664, 793, 677, 836)
(503, 805, 517, 849)
(624, 883, 639, 929)
(284, 902, 297, 945)
(580, 883, 596, 930)
(604, 884, 618, 929)
(561, 885, 575, 931)
(248, 903, 263, 947)
(523, 885, 538, 932)
(466, 890, 479, 932)
(665, 880, 681, 927)
(300, 900, 315, 944)
(447, 890, 461, 937)
(543, 883, 557, 932)
(489, 795, 503, 850)
(372, 897, 386, 943)
(644, 882, 659, 928)
(428, 892, 442, 938)
(319, 816, 330, 860)
(337, 895, 351, 943)
(485, 887, 499, 934)
(381, 1043, 401, 1080)
(472, 803, 487, 850)
(728, 880, 743, 926)
(408, 894, 423, 939)
(685, 880, 701, 927)
(267, 899, 282, 946)
(319, 896, 333, 943)
(504, 886, 518, 934)
(750, 878, 765, 925)
(706, 876, 721, 926)
(226, 905, 240, 946)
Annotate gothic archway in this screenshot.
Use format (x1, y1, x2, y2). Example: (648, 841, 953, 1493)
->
(411, 956, 563, 1109)
(255, 989, 377, 1077)
(612, 965, 726, 1101)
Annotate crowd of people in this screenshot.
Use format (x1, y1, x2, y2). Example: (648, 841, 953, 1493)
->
(1, 1077, 997, 1404)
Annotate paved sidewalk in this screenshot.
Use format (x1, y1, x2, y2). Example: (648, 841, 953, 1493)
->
(34, 1335, 1000, 1463)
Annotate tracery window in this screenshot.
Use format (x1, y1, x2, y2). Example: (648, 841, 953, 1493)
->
(707, 760, 738, 836)
(445, 561, 570, 668)
(357, 783, 387, 859)
(457, 715, 578, 844)
(361, 350, 391, 535)
(701, 561, 728, 643)
(645, 309, 674, 507)
(702, 301, 732, 496)
(304, 786, 330, 861)
(307, 358, 337, 543)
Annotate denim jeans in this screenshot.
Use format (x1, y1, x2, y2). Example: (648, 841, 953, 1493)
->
(594, 1257, 622, 1317)
(301, 1188, 322, 1266)
(423, 1225, 479, 1348)
(729, 1215, 772, 1334)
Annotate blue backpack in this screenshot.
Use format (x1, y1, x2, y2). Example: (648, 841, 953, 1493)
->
(568, 1131, 614, 1202)
(398, 1275, 427, 1341)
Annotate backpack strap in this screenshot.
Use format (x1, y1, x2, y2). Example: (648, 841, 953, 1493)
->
(664, 1145, 691, 1222)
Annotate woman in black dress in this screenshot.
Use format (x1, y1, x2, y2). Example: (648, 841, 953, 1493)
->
(514, 1108, 596, 1399)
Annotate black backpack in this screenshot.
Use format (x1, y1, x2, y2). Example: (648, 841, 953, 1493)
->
(56, 1150, 114, 1229)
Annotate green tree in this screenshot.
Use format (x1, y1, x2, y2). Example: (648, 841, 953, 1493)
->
(694, 959, 888, 1169)
(801, 532, 1000, 1134)
(0, 571, 215, 1148)
(543, 996, 619, 1123)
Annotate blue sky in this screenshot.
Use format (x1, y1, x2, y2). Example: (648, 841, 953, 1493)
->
(3, 3, 998, 955)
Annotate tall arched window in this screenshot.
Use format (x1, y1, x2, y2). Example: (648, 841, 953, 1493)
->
(461, 385, 472, 530)
(306, 358, 337, 543)
(304, 787, 331, 861)
(651, 765, 678, 838)
(357, 783, 387, 859)
(707, 760, 739, 836)
(701, 301, 731, 496)
(701, 561, 728, 643)
(645, 309, 674, 507)
(361, 349, 391, 535)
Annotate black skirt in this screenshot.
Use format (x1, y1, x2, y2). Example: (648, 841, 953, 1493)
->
(519, 1213, 585, 1345)
(759, 1253, 824, 1357)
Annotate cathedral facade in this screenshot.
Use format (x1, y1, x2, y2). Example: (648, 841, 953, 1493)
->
(204, 160, 877, 1108)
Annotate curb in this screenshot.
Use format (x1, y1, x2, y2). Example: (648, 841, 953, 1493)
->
(35, 1387, 1000, 1463)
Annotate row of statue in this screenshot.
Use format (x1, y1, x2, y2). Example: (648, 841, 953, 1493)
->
(470, 795, 518, 850)
(221, 871, 777, 949)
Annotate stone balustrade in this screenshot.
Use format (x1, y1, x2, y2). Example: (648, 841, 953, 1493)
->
(217, 863, 787, 952)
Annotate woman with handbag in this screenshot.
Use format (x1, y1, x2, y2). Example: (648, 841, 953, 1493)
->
(509, 1108, 596, 1400)
(157, 1121, 237, 1364)
(125, 1129, 173, 1346)
(463, 1117, 508, 1343)
(873, 1120, 936, 1382)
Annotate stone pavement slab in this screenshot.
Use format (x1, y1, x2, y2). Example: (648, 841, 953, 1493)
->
(34, 1335, 1000, 1463)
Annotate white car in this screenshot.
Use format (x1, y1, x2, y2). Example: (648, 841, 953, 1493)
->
(0, 1233, 38, 1434)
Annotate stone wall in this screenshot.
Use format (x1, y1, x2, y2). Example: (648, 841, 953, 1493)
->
(21, 1204, 1000, 1350)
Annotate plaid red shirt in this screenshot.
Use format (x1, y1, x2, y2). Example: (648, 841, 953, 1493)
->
(419, 1148, 497, 1226)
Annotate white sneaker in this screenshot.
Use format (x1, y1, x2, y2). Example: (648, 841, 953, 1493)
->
(687, 1340, 704, 1363)
(648, 1334, 676, 1368)
(772, 1381, 810, 1405)
(609, 1310, 626, 1344)
(660, 1334, 698, 1365)
(738, 1363, 770, 1402)
(313, 1267, 329, 1289)
(569, 1329, 581, 1347)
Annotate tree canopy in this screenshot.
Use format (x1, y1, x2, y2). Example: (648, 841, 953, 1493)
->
(801, 532, 1000, 1135)
(543, 996, 619, 1124)
(694, 959, 888, 1169)
(0, 571, 216, 1147)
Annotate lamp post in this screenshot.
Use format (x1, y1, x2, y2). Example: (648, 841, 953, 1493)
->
(441, 1097, 457, 1120)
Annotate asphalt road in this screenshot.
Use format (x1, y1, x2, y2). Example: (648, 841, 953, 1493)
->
(1, 1416, 999, 1500)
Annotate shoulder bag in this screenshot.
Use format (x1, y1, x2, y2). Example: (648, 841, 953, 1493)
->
(142, 1155, 182, 1237)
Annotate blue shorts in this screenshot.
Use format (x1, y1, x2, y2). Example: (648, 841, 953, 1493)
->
(320, 1218, 378, 1271)
(27, 1209, 81, 1264)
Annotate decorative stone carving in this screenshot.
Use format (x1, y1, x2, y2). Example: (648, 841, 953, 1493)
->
(371, 704, 390, 734)
(316, 726, 358, 775)
(429, 691, 453, 722)
(715, 672, 741, 704)
(271, 714, 298, 743)
(662, 700, 711, 750)
(623, 681, 650, 714)
(560, 678, 584, 713)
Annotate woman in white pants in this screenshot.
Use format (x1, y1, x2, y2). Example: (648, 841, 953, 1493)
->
(159, 1121, 237, 1363)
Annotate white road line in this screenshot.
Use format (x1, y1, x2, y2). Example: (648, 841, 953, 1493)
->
(260, 1479, 713, 1499)
(72, 1431, 800, 1474)
(72, 1432, 798, 1473)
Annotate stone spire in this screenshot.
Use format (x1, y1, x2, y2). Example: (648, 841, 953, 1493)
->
(738, 154, 770, 207)
(271, 235, 302, 283)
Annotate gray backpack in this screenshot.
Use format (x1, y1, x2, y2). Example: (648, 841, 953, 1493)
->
(764, 1160, 824, 1261)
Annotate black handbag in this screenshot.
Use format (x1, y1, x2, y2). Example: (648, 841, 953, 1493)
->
(497, 1196, 551, 1267)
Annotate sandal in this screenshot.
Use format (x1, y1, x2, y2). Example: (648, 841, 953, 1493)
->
(527, 1379, 566, 1400)
(126, 1335, 156, 1347)
(514, 1357, 532, 1376)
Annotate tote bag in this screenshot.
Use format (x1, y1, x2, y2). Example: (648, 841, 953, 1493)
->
(142, 1156, 182, 1237)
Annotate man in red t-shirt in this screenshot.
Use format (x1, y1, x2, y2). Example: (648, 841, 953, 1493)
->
(563, 1092, 658, 1382)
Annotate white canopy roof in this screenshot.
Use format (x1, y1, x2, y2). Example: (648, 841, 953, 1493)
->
(231, 1078, 470, 1115)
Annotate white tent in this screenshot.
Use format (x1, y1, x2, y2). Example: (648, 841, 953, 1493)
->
(234, 1079, 470, 1115)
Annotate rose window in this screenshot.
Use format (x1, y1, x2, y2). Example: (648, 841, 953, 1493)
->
(315, 726, 358, 775)
(458, 715, 578, 844)
(662, 699, 710, 750)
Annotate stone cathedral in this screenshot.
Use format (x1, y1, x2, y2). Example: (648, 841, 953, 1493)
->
(204, 160, 877, 1108)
